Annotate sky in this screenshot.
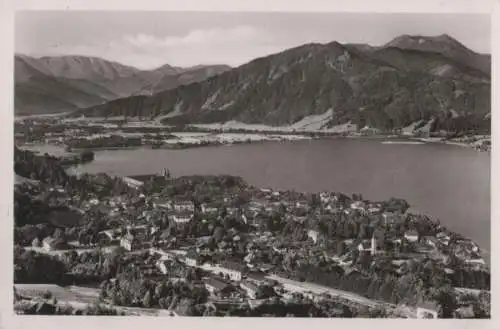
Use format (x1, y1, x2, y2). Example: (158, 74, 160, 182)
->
(15, 11, 491, 70)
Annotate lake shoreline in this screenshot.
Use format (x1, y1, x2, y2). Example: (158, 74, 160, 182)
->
(19, 133, 488, 154)
(21, 137, 491, 258)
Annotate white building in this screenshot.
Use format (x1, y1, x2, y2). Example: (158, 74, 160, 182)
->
(172, 200, 195, 212)
(357, 234, 379, 256)
(120, 233, 138, 251)
(417, 302, 440, 319)
(122, 177, 145, 189)
(308, 230, 319, 243)
(465, 258, 486, 265)
(172, 213, 194, 224)
(184, 256, 198, 267)
(240, 280, 259, 299)
(201, 262, 245, 281)
(404, 230, 419, 243)
(201, 204, 219, 214)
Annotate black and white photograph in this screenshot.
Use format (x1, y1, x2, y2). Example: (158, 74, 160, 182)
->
(8, 2, 493, 321)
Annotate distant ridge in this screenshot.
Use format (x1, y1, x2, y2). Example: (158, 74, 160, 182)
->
(14, 54, 231, 115)
(71, 34, 490, 133)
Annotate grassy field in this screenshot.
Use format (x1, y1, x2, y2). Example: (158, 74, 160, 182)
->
(15, 284, 100, 304)
(14, 284, 176, 316)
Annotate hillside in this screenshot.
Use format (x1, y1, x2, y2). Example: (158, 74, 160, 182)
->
(74, 35, 490, 132)
(15, 56, 109, 115)
(14, 55, 231, 115)
(384, 34, 491, 76)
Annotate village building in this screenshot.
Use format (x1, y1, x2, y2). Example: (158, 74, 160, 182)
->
(404, 230, 419, 243)
(201, 203, 219, 214)
(246, 272, 266, 284)
(415, 244, 435, 254)
(184, 253, 199, 267)
(422, 236, 438, 248)
(454, 305, 475, 318)
(227, 207, 240, 215)
(172, 200, 195, 212)
(444, 267, 455, 275)
(381, 212, 399, 224)
(281, 200, 297, 210)
(325, 202, 343, 213)
(120, 232, 140, 251)
(357, 231, 383, 256)
(155, 259, 171, 275)
(319, 192, 332, 204)
(171, 212, 194, 225)
(248, 298, 267, 310)
(204, 278, 235, 297)
(210, 261, 246, 281)
(367, 206, 382, 214)
(417, 301, 440, 319)
(360, 126, 382, 136)
(465, 257, 486, 265)
(98, 230, 120, 245)
(308, 230, 319, 244)
(153, 198, 171, 210)
(248, 201, 264, 213)
(122, 176, 146, 189)
(350, 201, 366, 211)
(240, 280, 260, 299)
(295, 200, 310, 210)
(357, 240, 372, 253)
(42, 237, 68, 251)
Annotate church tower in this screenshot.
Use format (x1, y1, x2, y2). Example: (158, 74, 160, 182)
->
(371, 234, 377, 255)
(371, 229, 384, 255)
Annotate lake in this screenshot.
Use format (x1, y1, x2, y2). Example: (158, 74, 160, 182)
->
(67, 138, 490, 254)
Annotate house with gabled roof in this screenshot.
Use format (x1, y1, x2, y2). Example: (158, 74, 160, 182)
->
(120, 232, 141, 251)
(183, 250, 199, 267)
(308, 230, 320, 243)
(204, 277, 235, 296)
(201, 203, 220, 214)
(171, 211, 194, 225)
(240, 280, 260, 299)
(417, 301, 440, 319)
(172, 199, 195, 212)
(42, 236, 68, 251)
(404, 229, 419, 243)
(357, 240, 372, 253)
(204, 261, 247, 281)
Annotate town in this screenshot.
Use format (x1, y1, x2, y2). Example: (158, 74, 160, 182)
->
(13, 147, 490, 318)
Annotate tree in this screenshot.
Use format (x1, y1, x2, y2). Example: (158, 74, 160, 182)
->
(336, 241, 346, 256)
(357, 252, 373, 270)
(432, 286, 457, 318)
(213, 226, 225, 242)
(358, 224, 368, 239)
(473, 291, 490, 318)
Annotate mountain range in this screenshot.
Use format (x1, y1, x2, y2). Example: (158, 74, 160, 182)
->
(14, 54, 231, 115)
(17, 34, 491, 132)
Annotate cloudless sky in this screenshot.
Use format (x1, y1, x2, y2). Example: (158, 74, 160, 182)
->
(15, 11, 491, 69)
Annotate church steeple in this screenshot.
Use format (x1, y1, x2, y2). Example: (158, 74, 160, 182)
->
(371, 228, 385, 255)
(371, 234, 377, 255)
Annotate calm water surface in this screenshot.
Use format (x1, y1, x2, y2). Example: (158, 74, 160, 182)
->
(67, 139, 490, 253)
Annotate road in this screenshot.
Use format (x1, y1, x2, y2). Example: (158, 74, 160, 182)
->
(264, 274, 382, 307)
(264, 274, 417, 318)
